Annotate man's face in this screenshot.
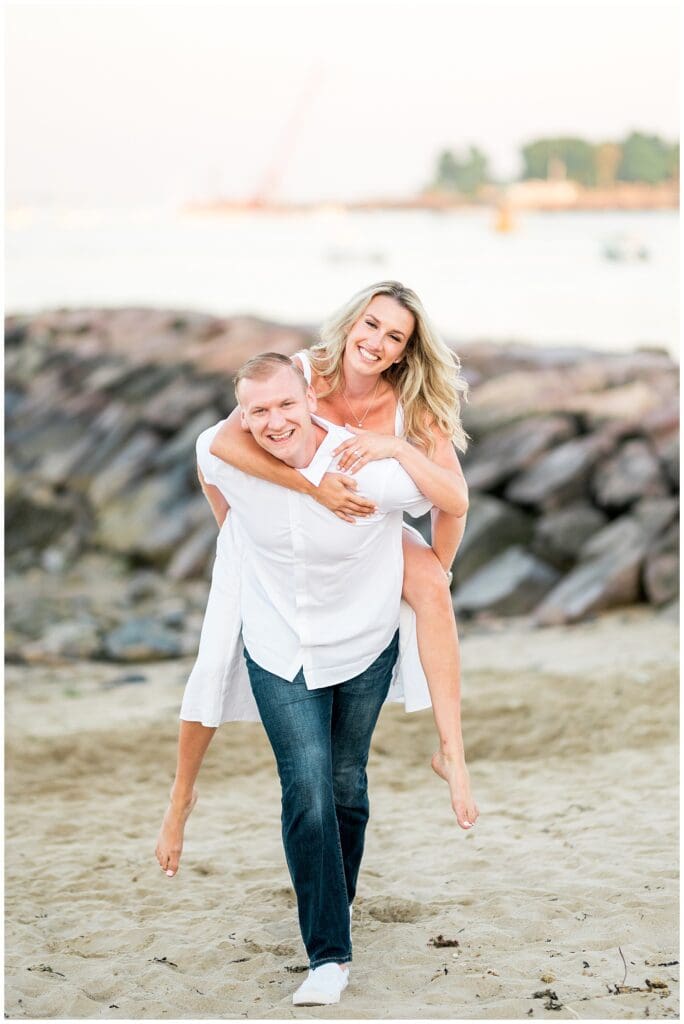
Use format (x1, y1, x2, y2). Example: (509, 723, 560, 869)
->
(238, 366, 318, 467)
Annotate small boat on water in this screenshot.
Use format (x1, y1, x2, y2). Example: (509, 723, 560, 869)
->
(603, 234, 650, 262)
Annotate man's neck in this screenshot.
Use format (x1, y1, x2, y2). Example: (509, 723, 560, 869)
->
(284, 420, 328, 469)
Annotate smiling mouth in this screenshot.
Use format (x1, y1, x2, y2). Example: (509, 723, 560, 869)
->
(358, 345, 381, 362)
(267, 428, 295, 443)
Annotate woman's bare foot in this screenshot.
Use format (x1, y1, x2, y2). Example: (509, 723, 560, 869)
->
(431, 751, 479, 831)
(155, 788, 198, 877)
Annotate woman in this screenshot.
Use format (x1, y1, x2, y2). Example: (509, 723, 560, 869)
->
(156, 281, 477, 885)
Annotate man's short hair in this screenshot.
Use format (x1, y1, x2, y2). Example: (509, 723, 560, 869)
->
(234, 353, 308, 402)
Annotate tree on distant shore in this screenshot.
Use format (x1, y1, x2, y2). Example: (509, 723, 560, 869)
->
(428, 132, 678, 194)
(433, 146, 489, 195)
(521, 138, 597, 186)
(519, 132, 679, 186)
(617, 132, 679, 184)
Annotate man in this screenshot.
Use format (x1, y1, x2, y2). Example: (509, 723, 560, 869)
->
(158, 353, 433, 1006)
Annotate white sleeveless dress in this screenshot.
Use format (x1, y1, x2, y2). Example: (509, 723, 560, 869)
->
(179, 351, 432, 725)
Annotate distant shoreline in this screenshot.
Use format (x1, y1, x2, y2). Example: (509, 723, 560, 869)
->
(185, 181, 679, 216)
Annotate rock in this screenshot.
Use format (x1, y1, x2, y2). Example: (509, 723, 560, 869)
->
(167, 522, 218, 580)
(463, 416, 576, 491)
(152, 409, 223, 470)
(156, 597, 190, 629)
(5, 491, 81, 559)
(652, 431, 679, 488)
(462, 368, 588, 435)
(140, 378, 222, 432)
(8, 414, 88, 470)
(632, 496, 679, 535)
(88, 431, 160, 508)
(592, 439, 670, 511)
(453, 546, 560, 616)
(94, 470, 195, 561)
(644, 550, 679, 606)
(453, 495, 534, 584)
(534, 548, 645, 625)
(505, 435, 611, 510)
(22, 620, 102, 663)
(642, 521, 679, 606)
(102, 618, 183, 661)
(126, 571, 164, 603)
(531, 503, 608, 570)
(562, 380, 665, 429)
(579, 515, 649, 563)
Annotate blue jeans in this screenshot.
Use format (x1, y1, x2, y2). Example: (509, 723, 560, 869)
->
(244, 632, 399, 969)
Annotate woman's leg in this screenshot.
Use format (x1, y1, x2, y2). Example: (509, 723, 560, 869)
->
(330, 632, 399, 905)
(155, 720, 216, 876)
(402, 530, 478, 830)
(244, 652, 351, 970)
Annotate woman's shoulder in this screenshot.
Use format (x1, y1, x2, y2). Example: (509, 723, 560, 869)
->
(292, 349, 313, 384)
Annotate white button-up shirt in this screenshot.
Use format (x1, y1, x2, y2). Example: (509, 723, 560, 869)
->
(196, 415, 431, 689)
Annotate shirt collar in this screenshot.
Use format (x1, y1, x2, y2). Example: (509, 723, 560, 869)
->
(297, 415, 351, 486)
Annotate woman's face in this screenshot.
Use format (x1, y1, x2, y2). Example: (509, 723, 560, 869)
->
(344, 295, 415, 378)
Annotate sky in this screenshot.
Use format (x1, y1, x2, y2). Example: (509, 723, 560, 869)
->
(5, 0, 680, 207)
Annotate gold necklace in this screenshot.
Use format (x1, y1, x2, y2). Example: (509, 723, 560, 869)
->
(341, 375, 382, 427)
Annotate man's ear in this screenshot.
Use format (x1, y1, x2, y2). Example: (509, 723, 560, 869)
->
(239, 407, 250, 432)
(306, 385, 317, 413)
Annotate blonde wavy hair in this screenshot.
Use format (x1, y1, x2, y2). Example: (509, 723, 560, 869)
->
(308, 281, 469, 455)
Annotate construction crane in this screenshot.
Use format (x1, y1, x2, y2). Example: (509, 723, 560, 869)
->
(249, 65, 324, 209)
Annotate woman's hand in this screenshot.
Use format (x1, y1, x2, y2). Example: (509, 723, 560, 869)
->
(314, 472, 377, 523)
(333, 425, 402, 473)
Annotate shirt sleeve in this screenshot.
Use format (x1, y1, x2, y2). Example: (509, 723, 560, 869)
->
(196, 421, 240, 500)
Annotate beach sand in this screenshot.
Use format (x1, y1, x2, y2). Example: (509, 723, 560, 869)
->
(5, 607, 679, 1019)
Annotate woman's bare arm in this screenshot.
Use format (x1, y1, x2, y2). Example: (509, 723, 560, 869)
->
(197, 466, 229, 528)
(335, 423, 469, 517)
(394, 431, 469, 516)
(209, 410, 377, 522)
(430, 508, 468, 573)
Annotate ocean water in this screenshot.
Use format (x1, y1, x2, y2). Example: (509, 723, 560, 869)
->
(5, 206, 679, 358)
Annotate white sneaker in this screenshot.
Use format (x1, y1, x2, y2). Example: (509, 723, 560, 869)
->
(292, 963, 350, 1006)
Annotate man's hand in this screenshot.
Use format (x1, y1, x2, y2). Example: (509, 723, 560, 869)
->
(333, 426, 402, 474)
(314, 472, 377, 523)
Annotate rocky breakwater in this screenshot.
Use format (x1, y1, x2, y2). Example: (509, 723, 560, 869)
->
(4, 308, 679, 666)
(5, 308, 312, 664)
(451, 340, 679, 624)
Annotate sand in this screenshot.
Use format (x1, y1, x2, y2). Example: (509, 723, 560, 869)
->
(5, 606, 679, 1020)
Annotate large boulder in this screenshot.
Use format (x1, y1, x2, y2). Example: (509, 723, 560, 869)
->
(88, 431, 161, 508)
(562, 380, 667, 430)
(453, 545, 559, 616)
(505, 434, 611, 510)
(139, 377, 224, 432)
(643, 522, 679, 606)
(531, 503, 608, 570)
(102, 618, 183, 661)
(167, 522, 218, 580)
(453, 494, 534, 584)
(5, 489, 85, 562)
(94, 471, 201, 562)
(591, 439, 670, 511)
(534, 547, 645, 625)
(21, 620, 102, 664)
(463, 416, 576, 491)
(579, 514, 649, 562)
